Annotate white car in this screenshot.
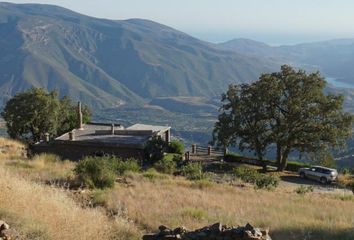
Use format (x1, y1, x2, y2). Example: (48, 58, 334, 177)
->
(298, 166, 338, 184)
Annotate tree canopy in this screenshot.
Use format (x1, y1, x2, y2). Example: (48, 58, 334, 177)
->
(213, 65, 353, 171)
(1, 88, 91, 143)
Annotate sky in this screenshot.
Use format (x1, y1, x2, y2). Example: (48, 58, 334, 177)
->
(6, 0, 354, 45)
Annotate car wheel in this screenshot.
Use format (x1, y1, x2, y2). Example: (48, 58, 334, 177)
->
(320, 177, 327, 184)
(300, 172, 305, 178)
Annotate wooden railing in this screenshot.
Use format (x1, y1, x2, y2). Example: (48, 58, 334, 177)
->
(185, 144, 225, 161)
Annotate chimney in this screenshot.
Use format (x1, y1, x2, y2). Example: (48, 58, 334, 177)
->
(111, 123, 115, 135)
(77, 101, 83, 129)
(44, 133, 50, 143)
(69, 131, 75, 141)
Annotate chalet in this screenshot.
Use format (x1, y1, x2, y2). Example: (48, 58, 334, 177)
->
(32, 102, 171, 160)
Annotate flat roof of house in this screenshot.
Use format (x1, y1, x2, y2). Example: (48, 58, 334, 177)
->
(127, 124, 171, 133)
(55, 123, 123, 141)
(52, 122, 170, 147)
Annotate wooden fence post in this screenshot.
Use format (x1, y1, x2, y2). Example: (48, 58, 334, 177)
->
(192, 144, 197, 154)
(184, 151, 190, 161)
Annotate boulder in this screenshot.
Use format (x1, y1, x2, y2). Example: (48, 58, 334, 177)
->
(143, 222, 272, 240)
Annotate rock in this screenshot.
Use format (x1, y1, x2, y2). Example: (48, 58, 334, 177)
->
(143, 222, 272, 240)
(209, 222, 222, 233)
(159, 225, 169, 232)
(173, 227, 187, 235)
(260, 229, 269, 236)
(160, 235, 177, 240)
(143, 234, 158, 240)
(159, 229, 173, 237)
(0, 222, 9, 231)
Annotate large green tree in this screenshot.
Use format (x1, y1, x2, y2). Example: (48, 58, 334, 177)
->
(1, 88, 91, 143)
(214, 65, 353, 171)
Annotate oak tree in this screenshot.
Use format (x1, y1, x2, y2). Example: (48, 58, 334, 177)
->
(214, 65, 353, 171)
(1, 88, 91, 143)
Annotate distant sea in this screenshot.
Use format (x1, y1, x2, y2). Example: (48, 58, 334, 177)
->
(326, 77, 354, 89)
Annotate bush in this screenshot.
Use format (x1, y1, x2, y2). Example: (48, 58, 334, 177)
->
(115, 158, 140, 176)
(168, 140, 185, 154)
(142, 168, 168, 180)
(234, 166, 259, 183)
(234, 166, 279, 189)
(295, 185, 314, 195)
(74, 156, 116, 189)
(181, 162, 205, 180)
(154, 157, 176, 174)
(144, 136, 168, 163)
(225, 153, 310, 172)
(254, 174, 279, 190)
(90, 189, 108, 207)
(340, 168, 351, 175)
(285, 161, 311, 172)
(190, 179, 214, 189)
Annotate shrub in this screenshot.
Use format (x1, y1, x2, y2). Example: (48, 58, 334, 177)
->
(340, 168, 351, 175)
(181, 162, 205, 180)
(255, 174, 279, 190)
(168, 140, 185, 154)
(74, 156, 116, 189)
(91, 189, 108, 207)
(154, 157, 176, 174)
(234, 166, 279, 189)
(144, 136, 168, 163)
(285, 161, 311, 172)
(295, 185, 314, 195)
(234, 166, 259, 183)
(142, 168, 168, 180)
(115, 158, 140, 176)
(190, 179, 214, 189)
(333, 194, 354, 201)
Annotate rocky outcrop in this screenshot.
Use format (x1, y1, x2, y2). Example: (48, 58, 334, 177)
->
(143, 222, 271, 240)
(0, 221, 20, 240)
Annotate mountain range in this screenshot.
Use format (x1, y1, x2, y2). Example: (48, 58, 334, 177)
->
(0, 2, 279, 109)
(219, 38, 354, 86)
(1, 3, 354, 112)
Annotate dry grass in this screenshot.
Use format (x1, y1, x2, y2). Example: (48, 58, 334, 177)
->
(337, 174, 354, 187)
(0, 137, 26, 161)
(0, 138, 75, 183)
(3, 154, 75, 183)
(0, 168, 141, 240)
(1, 137, 354, 239)
(102, 174, 354, 240)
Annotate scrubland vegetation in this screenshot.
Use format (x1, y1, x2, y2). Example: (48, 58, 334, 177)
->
(1, 138, 354, 240)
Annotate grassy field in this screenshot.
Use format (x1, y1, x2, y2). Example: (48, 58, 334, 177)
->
(0, 138, 354, 240)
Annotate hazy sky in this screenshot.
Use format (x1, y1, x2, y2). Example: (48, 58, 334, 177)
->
(6, 0, 354, 45)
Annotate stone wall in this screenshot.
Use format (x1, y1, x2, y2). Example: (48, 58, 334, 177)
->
(143, 223, 271, 240)
(31, 142, 145, 160)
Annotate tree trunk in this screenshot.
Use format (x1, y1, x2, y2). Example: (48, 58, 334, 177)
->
(261, 159, 267, 172)
(278, 148, 290, 171)
(276, 145, 282, 171)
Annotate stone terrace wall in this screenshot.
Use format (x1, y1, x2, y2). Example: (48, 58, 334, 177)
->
(143, 222, 272, 240)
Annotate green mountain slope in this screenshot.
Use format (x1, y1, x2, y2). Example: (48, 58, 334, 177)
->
(0, 3, 278, 109)
(219, 38, 354, 85)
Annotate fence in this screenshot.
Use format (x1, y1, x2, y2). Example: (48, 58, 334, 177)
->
(184, 144, 225, 161)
